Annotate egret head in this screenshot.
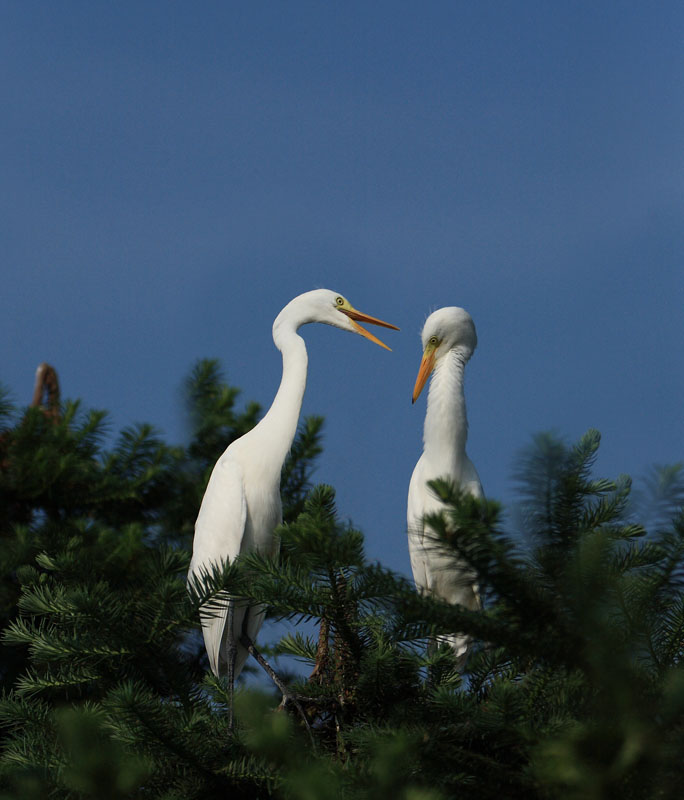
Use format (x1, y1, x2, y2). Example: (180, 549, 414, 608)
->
(277, 289, 399, 350)
(413, 307, 477, 403)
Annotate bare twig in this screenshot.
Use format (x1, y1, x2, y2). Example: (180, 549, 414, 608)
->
(240, 633, 316, 749)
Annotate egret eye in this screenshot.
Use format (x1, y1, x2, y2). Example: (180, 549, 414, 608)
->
(335, 296, 345, 307)
(429, 336, 439, 346)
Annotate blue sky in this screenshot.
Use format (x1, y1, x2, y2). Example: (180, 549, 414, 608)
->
(2, 2, 683, 579)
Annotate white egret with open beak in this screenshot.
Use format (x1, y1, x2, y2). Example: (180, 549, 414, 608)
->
(189, 289, 399, 695)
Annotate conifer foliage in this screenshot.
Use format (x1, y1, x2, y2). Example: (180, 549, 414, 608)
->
(0, 366, 682, 799)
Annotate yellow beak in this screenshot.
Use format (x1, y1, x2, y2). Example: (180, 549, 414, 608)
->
(412, 349, 436, 403)
(339, 307, 400, 351)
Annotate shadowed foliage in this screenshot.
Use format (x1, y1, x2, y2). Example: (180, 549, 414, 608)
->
(0, 369, 682, 799)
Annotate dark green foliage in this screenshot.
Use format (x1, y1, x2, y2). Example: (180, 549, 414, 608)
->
(0, 362, 323, 797)
(244, 485, 425, 730)
(411, 432, 684, 799)
(0, 367, 682, 799)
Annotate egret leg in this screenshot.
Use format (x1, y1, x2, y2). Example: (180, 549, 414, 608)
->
(226, 601, 236, 731)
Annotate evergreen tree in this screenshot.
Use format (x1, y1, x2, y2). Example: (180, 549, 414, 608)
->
(0, 365, 682, 799)
(0, 361, 322, 798)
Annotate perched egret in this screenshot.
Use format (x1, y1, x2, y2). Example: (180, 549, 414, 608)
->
(407, 307, 482, 669)
(189, 289, 399, 688)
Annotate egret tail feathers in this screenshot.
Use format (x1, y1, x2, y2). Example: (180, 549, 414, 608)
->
(201, 598, 268, 680)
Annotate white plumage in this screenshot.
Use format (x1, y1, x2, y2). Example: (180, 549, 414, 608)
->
(407, 307, 482, 668)
(189, 289, 398, 681)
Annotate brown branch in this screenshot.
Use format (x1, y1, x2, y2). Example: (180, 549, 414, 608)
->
(240, 633, 316, 749)
(308, 615, 330, 684)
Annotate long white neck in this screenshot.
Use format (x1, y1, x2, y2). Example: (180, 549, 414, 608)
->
(423, 348, 469, 471)
(253, 315, 309, 470)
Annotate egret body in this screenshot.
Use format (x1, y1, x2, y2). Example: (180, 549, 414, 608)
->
(189, 289, 398, 682)
(407, 307, 482, 668)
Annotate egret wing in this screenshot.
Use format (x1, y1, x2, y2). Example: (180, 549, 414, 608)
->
(459, 456, 483, 612)
(407, 456, 431, 592)
(189, 452, 247, 677)
(462, 456, 484, 499)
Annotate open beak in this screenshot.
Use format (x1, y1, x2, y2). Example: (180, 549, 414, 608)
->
(339, 307, 400, 351)
(412, 349, 436, 403)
